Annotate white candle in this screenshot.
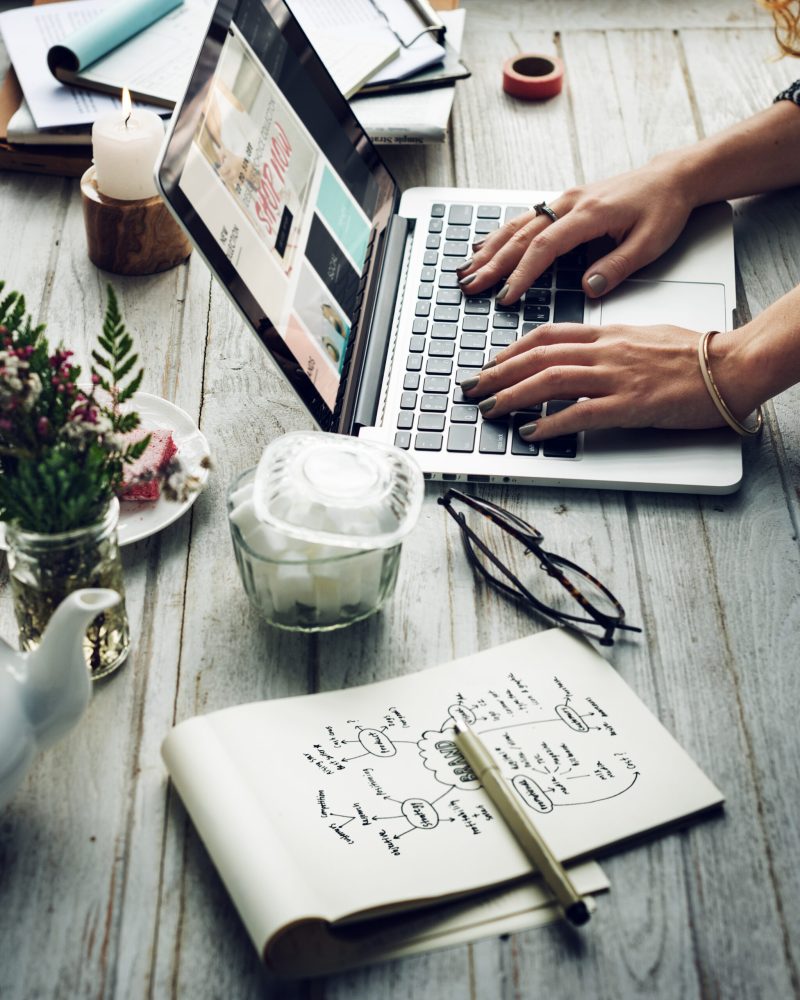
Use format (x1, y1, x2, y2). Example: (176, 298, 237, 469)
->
(92, 88, 164, 200)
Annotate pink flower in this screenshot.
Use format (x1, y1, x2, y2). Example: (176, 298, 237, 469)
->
(37, 416, 49, 436)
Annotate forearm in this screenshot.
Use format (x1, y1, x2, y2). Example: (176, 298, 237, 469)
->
(724, 282, 800, 408)
(656, 99, 800, 208)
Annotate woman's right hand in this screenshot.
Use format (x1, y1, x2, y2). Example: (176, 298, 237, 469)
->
(457, 153, 699, 304)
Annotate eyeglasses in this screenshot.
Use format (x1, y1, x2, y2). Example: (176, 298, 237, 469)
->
(438, 489, 642, 647)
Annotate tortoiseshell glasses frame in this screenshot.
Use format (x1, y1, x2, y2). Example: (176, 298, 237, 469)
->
(438, 489, 642, 647)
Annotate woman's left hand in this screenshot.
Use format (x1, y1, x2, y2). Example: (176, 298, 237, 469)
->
(461, 322, 760, 440)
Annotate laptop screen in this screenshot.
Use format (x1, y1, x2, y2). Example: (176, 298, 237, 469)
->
(157, 0, 397, 430)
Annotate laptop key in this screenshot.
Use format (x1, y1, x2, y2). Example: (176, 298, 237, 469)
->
(511, 413, 540, 455)
(400, 391, 418, 410)
(532, 271, 553, 288)
(418, 283, 433, 300)
(423, 375, 451, 393)
(438, 272, 460, 288)
(426, 357, 452, 375)
(447, 425, 476, 452)
(409, 335, 426, 353)
(493, 312, 519, 329)
(553, 291, 585, 324)
(525, 288, 551, 305)
(437, 288, 463, 306)
(446, 225, 471, 241)
(504, 206, 529, 223)
(491, 328, 516, 347)
(444, 240, 470, 257)
(431, 203, 445, 218)
(429, 340, 455, 357)
(415, 432, 443, 451)
(543, 400, 579, 458)
(415, 301, 431, 317)
(474, 219, 499, 235)
(434, 305, 460, 322)
(456, 367, 476, 383)
(418, 413, 445, 432)
(523, 304, 550, 322)
(420, 266, 437, 282)
(458, 350, 485, 367)
(462, 314, 489, 332)
(412, 317, 428, 334)
(451, 404, 479, 423)
(394, 431, 411, 450)
(420, 394, 448, 412)
(479, 419, 509, 454)
(488, 348, 504, 363)
(556, 269, 583, 290)
(428, 218, 444, 233)
(406, 354, 423, 371)
(448, 205, 473, 225)
(426, 235, 441, 250)
(423, 250, 439, 266)
(404, 373, 420, 391)
(477, 205, 501, 218)
(431, 322, 458, 340)
(441, 257, 466, 272)
(521, 322, 543, 336)
(397, 411, 414, 430)
(460, 332, 487, 350)
(464, 298, 491, 315)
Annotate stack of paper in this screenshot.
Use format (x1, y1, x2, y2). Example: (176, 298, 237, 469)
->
(289, 0, 470, 144)
(0, 0, 214, 174)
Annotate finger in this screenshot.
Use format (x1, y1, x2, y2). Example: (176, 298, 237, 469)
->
(460, 342, 596, 398)
(581, 223, 666, 298)
(516, 397, 620, 440)
(491, 323, 600, 366)
(476, 366, 608, 419)
(457, 216, 550, 297)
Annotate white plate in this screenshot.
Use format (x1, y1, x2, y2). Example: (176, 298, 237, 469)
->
(118, 393, 210, 545)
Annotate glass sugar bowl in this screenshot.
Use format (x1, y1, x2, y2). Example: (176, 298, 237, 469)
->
(227, 433, 424, 632)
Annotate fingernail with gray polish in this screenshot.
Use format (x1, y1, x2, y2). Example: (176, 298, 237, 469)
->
(459, 274, 476, 287)
(518, 420, 538, 440)
(459, 374, 480, 391)
(482, 359, 496, 370)
(587, 273, 607, 295)
(495, 284, 510, 303)
(478, 396, 497, 416)
(456, 256, 474, 273)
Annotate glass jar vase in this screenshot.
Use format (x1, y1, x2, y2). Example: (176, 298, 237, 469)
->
(5, 499, 130, 680)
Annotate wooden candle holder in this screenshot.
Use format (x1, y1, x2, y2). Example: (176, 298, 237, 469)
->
(80, 166, 192, 276)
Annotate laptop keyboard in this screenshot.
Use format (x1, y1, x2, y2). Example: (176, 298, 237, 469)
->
(392, 202, 586, 463)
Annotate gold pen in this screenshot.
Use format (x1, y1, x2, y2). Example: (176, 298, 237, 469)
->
(453, 722, 591, 927)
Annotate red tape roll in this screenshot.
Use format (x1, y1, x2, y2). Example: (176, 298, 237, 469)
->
(502, 53, 565, 100)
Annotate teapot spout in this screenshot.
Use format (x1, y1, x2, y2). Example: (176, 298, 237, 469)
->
(23, 589, 121, 749)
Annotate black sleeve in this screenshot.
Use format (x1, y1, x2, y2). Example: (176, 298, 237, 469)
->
(774, 80, 800, 105)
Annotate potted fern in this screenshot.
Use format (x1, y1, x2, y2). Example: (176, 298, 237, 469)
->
(0, 282, 148, 679)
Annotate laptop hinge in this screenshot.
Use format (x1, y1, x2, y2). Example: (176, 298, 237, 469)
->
(346, 213, 411, 434)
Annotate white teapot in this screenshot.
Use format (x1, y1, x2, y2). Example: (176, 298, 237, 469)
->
(0, 589, 120, 809)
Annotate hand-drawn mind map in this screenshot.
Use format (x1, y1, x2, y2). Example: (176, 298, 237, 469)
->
(302, 671, 640, 854)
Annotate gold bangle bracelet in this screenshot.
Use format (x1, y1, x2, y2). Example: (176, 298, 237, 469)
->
(697, 331, 763, 437)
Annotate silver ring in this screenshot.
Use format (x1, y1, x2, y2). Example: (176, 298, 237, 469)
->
(533, 201, 559, 224)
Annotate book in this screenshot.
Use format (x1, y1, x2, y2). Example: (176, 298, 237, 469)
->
(162, 628, 723, 977)
(356, 38, 470, 96)
(0, 0, 214, 126)
(285, 0, 402, 100)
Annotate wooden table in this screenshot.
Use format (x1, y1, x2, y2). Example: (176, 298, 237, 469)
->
(2, 2, 799, 997)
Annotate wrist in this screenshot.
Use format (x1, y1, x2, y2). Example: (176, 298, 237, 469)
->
(705, 325, 767, 421)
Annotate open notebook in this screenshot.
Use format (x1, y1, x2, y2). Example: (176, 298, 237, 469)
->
(162, 629, 723, 977)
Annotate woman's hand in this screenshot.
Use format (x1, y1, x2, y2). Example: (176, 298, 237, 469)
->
(461, 322, 761, 441)
(457, 155, 698, 304)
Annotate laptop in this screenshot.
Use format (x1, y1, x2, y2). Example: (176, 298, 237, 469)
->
(156, 0, 742, 494)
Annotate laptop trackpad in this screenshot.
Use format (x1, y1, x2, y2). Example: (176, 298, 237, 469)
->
(598, 279, 728, 331)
